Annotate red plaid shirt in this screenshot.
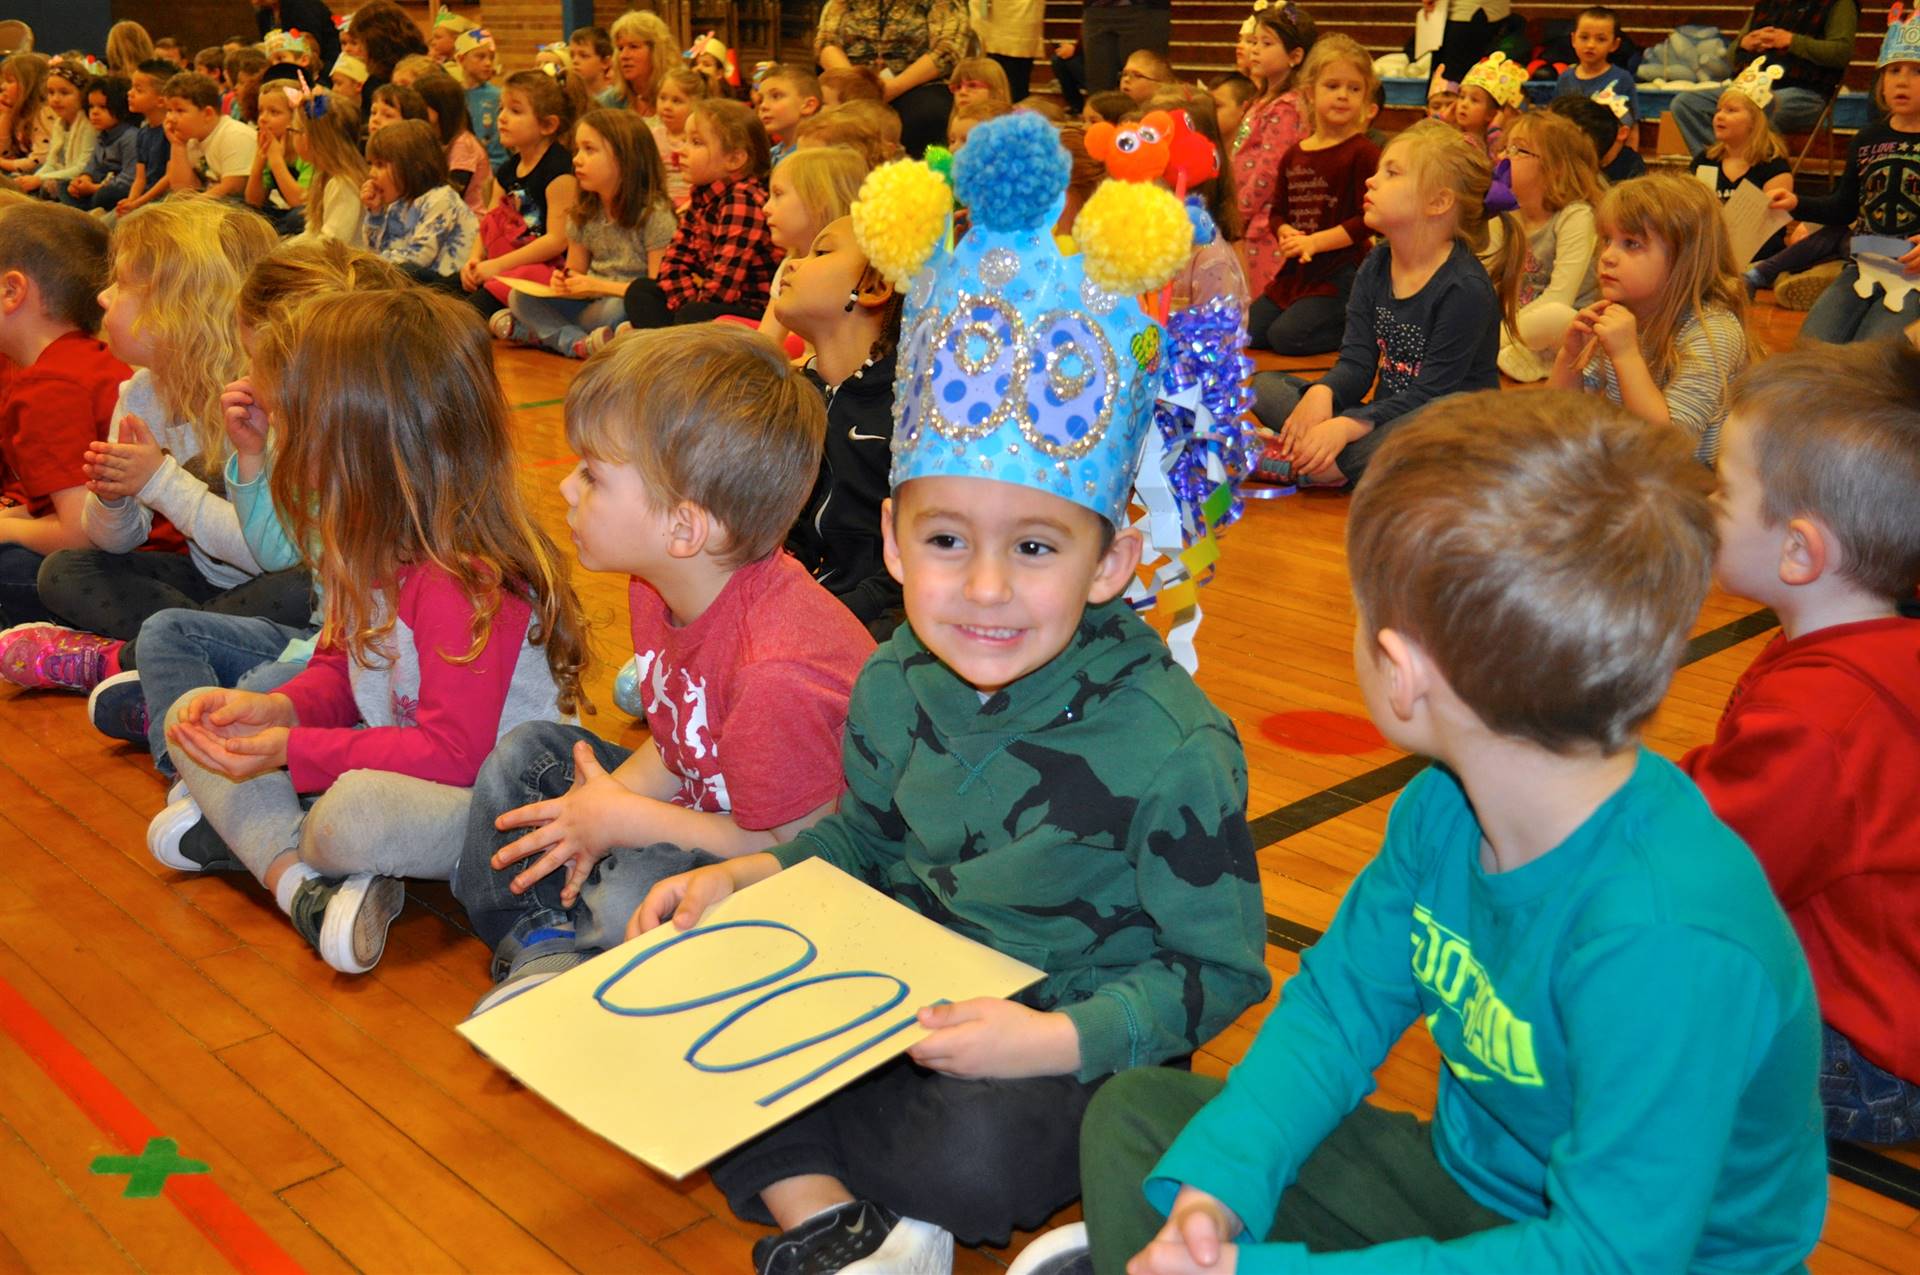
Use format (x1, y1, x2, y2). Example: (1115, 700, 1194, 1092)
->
(659, 177, 778, 311)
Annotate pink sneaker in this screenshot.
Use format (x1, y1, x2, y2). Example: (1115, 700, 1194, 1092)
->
(0, 624, 121, 692)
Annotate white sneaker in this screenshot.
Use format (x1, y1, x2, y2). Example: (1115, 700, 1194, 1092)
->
(840, 1215, 953, 1274)
(1006, 1222, 1091, 1275)
(147, 793, 205, 871)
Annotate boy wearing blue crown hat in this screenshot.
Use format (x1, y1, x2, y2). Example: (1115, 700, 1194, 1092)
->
(634, 114, 1271, 1275)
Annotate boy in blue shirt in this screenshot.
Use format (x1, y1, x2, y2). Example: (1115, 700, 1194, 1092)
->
(1555, 6, 1640, 121)
(1076, 389, 1827, 1274)
(456, 28, 505, 169)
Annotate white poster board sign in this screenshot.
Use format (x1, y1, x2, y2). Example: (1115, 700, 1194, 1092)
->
(460, 858, 1044, 1179)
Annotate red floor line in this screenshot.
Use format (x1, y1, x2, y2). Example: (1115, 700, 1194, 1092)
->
(0, 972, 307, 1275)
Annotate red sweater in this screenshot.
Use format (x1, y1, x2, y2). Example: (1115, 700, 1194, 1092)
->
(1681, 616, 1920, 1083)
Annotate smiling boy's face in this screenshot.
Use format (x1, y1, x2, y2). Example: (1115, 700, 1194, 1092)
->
(883, 476, 1141, 696)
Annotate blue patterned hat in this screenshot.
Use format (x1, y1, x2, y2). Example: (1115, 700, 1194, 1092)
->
(852, 112, 1193, 525)
(1883, 2, 1920, 66)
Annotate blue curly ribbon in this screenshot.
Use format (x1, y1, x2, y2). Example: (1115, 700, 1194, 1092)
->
(1153, 297, 1258, 538)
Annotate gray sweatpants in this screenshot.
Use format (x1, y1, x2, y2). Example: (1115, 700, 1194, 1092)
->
(165, 688, 474, 884)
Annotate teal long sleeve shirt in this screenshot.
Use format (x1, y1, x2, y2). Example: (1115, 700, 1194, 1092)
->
(1148, 752, 1827, 1273)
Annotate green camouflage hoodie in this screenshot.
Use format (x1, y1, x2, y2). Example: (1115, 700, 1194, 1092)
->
(771, 599, 1272, 1080)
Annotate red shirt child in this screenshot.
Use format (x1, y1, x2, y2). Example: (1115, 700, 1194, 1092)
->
(629, 550, 874, 829)
(0, 332, 130, 518)
(1264, 132, 1379, 310)
(1682, 617, 1920, 1089)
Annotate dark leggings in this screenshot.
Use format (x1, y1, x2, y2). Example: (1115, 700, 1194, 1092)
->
(1749, 223, 1848, 287)
(709, 1054, 1104, 1246)
(891, 81, 955, 158)
(34, 549, 312, 668)
(1249, 276, 1355, 357)
(622, 277, 764, 330)
(989, 53, 1034, 101)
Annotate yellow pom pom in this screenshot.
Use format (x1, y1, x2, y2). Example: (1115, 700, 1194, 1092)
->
(852, 160, 953, 288)
(1072, 181, 1191, 297)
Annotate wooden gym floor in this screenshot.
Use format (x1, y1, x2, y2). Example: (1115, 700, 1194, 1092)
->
(2, 300, 1918, 1274)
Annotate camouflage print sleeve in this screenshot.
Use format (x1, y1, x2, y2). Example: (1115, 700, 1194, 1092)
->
(1058, 723, 1273, 1080)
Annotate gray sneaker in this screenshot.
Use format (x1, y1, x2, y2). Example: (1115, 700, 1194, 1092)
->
(467, 948, 586, 1019)
(1773, 260, 1843, 311)
(288, 874, 405, 974)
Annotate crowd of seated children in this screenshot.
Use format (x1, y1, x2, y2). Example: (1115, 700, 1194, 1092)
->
(4, 12, 1920, 1275)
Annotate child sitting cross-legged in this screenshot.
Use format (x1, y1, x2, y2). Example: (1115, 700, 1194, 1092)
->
(452, 324, 876, 1011)
(1076, 389, 1827, 1274)
(1682, 340, 1920, 1145)
(632, 114, 1271, 1275)
(155, 287, 586, 975)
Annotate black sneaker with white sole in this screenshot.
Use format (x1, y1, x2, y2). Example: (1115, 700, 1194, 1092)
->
(753, 1200, 898, 1275)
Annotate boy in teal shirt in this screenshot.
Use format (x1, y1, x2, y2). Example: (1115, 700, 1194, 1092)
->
(634, 114, 1271, 1275)
(1078, 389, 1827, 1274)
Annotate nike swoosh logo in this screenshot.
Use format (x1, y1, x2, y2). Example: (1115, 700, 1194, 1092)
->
(847, 428, 887, 442)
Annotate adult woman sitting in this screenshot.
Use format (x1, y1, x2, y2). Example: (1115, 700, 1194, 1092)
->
(815, 0, 970, 157)
(1670, 0, 1858, 154)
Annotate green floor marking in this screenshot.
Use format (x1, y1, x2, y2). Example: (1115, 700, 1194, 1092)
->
(89, 1137, 210, 1198)
(511, 397, 566, 410)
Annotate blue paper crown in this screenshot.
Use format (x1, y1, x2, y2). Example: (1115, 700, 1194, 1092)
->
(1882, 2, 1920, 66)
(879, 113, 1179, 525)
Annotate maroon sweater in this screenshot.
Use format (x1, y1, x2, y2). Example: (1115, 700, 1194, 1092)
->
(1263, 132, 1379, 309)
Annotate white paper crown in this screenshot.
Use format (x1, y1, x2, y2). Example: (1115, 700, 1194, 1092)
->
(1729, 57, 1785, 108)
(1591, 83, 1632, 121)
(1882, 2, 1920, 66)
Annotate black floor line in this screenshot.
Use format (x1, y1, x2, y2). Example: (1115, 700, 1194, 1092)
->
(1828, 1140, 1920, 1212)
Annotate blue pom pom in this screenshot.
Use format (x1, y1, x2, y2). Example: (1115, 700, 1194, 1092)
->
(1185, 195, 1216, 247)
(953, 113, 1071, 232)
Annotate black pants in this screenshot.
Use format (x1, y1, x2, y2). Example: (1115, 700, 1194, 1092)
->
(402, 264, 467, 296)
(1248, 271, 1356, 357)
(989, 53, 1035, 101)
(890, 81, 956, 158)
(1050, 47, 1088, 112)
(1081, 6, 1171, 93)
(710, 1056, 1104, 1246)
(1435, 10, 1497, 84)
(622, 277, 764, 330)
(0, 543, 53, 628)
(34, 549, 313, 668)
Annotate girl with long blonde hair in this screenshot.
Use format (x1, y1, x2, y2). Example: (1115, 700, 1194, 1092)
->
(292, 93, 369, 243)
(13, 200, 292, 701)
(1550, 172, 1759, 465)
(156, 286, 588, 976)
(1481, 108, 1605, 382)
(759, 143, 868, 349)
(1251, 120, 1503, 487)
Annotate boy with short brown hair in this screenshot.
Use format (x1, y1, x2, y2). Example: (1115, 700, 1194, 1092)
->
(1080, 389, 1827, 1274)
(0, 201, 131, 632)
(452, 324, 876, 1013)
(1683, 340, 1920, 1144)
(160, 71, 254, 199)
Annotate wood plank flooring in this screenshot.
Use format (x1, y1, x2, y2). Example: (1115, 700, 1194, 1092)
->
(2, 299, 1916, 1273)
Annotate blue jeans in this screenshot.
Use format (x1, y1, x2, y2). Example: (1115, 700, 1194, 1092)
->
(505, 291, 626, 355)
(1672, 84, 1826, 155)
(450, 720, 722, 979)
(1798, 260, 1920, 345)
(134, 608, 315, 774)
(1823, 1023, 1920, 1143)
(0, 543, 54, 627)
